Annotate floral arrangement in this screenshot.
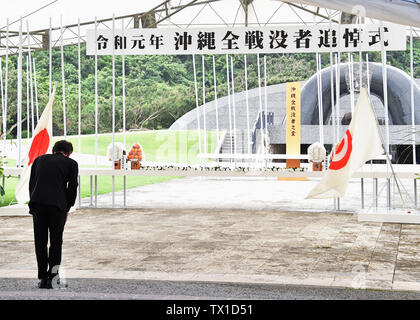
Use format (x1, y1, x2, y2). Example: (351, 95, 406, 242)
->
(106, 142, 126, 161)
(308, 142, 326, 163)
(136, 164, 307, 172)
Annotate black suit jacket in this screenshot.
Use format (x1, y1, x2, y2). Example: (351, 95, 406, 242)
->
(29, 153, 79, 213)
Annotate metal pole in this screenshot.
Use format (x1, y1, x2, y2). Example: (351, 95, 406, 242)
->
(202, 56, 208, 154)
(78, 176, 81, 208)
(26, 21, 35, 135)
(90, 175, 93, 206)
(348, 53, 355, 115)
(244, 55, 251, 154)
(60, 15, 67, 138)
(410, 28, 416, 165)
(414, 179, 417, 209)
(380, 21, 390, 154)
(94, 17, 98, 168)
(17, 18, 23, 168)
(387, 178, 391, 209)
(25, 56, 30, 139)
(366, 53, 370, 95)
(257, 54, 264, 157)
(33, 57, 39, 122)
(49, 17, 52, 96)
(212, 56, 220, 145)
(316, 53, 324, 145)
(335, 53, 340, 144)
(361, 178, 364, 209)
(230, 56, 237, 159)
(122, 19, 126, 149)
(3, 19, 8, 154)
(95, 175, 98, 208)
(78, 19, 82, 162)
(122, 19, 127, 208)
(192, 54, 202, 155)
(0, 58, 3, 144)
(225, 54, 233, 159)
(263, 55, 269, 157)
(112, 14, 116, 208)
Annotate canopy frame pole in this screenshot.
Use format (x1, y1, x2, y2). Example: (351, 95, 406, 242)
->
(244, 55, 251, 154)
(257, 53, 264, 158)
(111, 14, 116, 208)
(225, 54, 233, 161)
(202, 56, 207, 154)
(410, 28, 416, 166)
(33, 57, 39, 122)
(77, 18, 82, 161)
(17, 18, 23, 168)
(230, 56, 237, 164)
(263, 55, 269, 161)
(122, 18, 127, 207)
(25, 56, 30, 139)
(49, 17, 52, 96)
(0, 58, 4, 145)
(316, 52, 324, 145)
(348, 53, 355, 115)
(212, 56, 220, 152)
(60, 15, 67, 138)
(3, 19, 8, 154)
(94, 17, 98, 168)
(192, 54, 202, 155)
(380, 21, 390, 154)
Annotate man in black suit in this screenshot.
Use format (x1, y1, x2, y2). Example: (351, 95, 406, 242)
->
(29, 140, 79, 289)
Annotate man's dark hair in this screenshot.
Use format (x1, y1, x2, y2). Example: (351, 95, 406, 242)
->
(53, 140, 73, 154)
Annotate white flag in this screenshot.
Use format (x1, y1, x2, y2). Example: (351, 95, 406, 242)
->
(15, 85, 57, 204)
(306, 87, 384, 199)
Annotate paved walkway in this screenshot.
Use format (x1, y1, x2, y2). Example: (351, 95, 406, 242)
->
(1, 207, 420, 292)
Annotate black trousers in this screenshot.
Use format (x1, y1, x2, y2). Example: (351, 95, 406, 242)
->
(30, 204, 67, 280)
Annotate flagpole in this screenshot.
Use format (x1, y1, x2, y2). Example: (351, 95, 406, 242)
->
(257, 54, 264, 159)
(27, 21, 35, 136)
(112, 14, 116, 208)
(26, 56, 30, 139)
(3, 19, 8, 154)
(244, 54, 251, 154)
(17, 18, 23, 167)
(212, 56, 220, 147)
(192, 54, 202, 156)
(60, 15, 67, 139)
(202, 56, 207, 154)
(226, 54, 233, 160)
(49, 17, 52, 96)
(33, 57, 39, 122)
(263, 55, 269, 159)
(231, 56, 238, 159)
(410, 28, 416, 165)
(94, 17, 98, 169)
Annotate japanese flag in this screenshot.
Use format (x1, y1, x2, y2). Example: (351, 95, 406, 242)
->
(15, 85, 57, 204)
(306, 87, 384, 199)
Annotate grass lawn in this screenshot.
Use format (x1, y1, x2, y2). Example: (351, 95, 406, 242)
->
(64, 130, 218, 163)
(1, 130, 218, 207)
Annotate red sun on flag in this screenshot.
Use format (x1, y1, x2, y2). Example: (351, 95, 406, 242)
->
(329, 130, 353, 171)
(27, 128, 50, 166)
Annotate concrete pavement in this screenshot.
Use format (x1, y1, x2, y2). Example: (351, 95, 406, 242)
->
(1, 206, 420, 295)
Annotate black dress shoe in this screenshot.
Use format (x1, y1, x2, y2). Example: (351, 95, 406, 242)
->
(38, 278, 49, 289)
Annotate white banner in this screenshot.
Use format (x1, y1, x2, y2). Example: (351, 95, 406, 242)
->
(86, 24, 406, 56)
